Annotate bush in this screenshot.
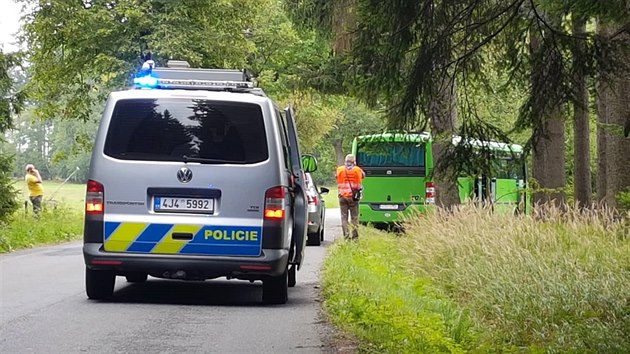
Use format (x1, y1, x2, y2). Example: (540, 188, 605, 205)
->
(0, 153, 19, 223)
(0, 205, 83, 252)
(617, 186, 630, 212)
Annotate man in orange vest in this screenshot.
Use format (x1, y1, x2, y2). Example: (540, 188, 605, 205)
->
(336, 154, 365, 239)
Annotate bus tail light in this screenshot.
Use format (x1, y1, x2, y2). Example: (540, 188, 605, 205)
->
(425, 182, 435, 205)
(86, 180, 104, 215)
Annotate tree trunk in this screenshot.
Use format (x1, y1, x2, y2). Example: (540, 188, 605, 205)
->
(332, 0, 356, 55)
(333, 139, 345, 166)
(572, 17, 592, 207)
(596, 76, 609, 203)
(596, 20, 630, 208)
(532, 108, 566, 207)
(430, 78, 460, 209)
(530, 25, 566, 208)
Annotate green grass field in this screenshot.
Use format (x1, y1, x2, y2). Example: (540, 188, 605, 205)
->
(2, 179, 86, 253)
(16, 179, 86, 211)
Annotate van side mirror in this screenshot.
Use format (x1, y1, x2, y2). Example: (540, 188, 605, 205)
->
(301, 154, 317, 173)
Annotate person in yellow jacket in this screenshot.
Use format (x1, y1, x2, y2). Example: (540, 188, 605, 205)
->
(25, 164, 44, 217)
(336, 154, 365, 239)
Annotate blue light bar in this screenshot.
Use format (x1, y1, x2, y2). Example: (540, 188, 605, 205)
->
(133, 75, 159, 88)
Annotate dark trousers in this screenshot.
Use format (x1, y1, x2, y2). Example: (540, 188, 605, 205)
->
(339, 196, 359, 239)
(30, 195, 43, 217)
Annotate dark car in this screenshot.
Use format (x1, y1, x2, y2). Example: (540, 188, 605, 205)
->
(305, 173, 329, 246)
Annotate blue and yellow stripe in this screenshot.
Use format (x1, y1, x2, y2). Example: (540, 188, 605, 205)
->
(103, 222, 262, 256)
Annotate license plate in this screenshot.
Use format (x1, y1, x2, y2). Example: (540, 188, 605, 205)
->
(380, 204, 398, 210)
(154, 197, 214, 213)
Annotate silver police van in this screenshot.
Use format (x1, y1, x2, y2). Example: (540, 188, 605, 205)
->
(83, 60, 316, 304)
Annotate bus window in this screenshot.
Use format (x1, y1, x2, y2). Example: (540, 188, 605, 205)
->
(356, 142, 425, 168)
(493, 157, 524, 180)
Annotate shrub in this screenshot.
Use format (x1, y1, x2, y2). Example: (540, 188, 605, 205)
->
(0, 154, 18, 224)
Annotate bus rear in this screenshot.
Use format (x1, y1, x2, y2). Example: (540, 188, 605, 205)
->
(456, 141, 528, 214)
(353, 133, 434, 224)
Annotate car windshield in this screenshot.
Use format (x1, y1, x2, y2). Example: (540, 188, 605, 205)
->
(104, 98, 268, 164)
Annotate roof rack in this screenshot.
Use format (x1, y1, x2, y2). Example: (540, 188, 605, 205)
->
(133, 60, 265, 96)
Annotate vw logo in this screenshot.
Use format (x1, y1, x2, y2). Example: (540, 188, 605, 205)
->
(177, 167, 193, 183)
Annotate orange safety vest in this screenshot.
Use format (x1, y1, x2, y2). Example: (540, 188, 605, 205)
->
(336, 165, 364, 198)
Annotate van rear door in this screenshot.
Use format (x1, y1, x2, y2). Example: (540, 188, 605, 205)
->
(98, 96, 273, 257)
(283, 107, 307, 268)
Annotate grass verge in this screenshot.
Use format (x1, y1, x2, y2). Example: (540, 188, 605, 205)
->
(322, 206, 630, 353)
(322, 185, 339, 208)
(322, 230, 475, 353)
(0, 205, 84, 253)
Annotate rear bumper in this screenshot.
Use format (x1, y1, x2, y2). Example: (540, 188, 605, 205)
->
(359, 203, 431, 223)
(83, 243, 289, 280)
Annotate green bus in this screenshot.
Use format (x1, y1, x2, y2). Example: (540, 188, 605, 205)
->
(352, 132, 527, 224)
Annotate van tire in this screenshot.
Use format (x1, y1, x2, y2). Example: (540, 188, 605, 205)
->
(307, 229, 321, 246)
(126, 273, 148, 283)
(86, 268, 115, 300)
(288, 265, 296, 288)
(263, 268, 288, 304)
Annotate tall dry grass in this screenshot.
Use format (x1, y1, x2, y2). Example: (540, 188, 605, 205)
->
(402, 205, 630, 352)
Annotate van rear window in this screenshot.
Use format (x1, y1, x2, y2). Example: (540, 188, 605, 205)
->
(104, 99, 268, 163)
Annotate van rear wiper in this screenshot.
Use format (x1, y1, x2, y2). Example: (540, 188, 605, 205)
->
(182, 155, 231, 164)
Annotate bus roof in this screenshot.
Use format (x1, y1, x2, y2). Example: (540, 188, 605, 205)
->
(355, 132, 523, 153)
(355, 132, 432, 143)
(452, 136, 523, 153)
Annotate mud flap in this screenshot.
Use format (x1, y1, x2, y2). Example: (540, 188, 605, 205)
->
(290, 183, 308, 269)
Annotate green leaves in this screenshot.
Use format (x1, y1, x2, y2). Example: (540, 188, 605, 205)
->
(19, 0, 269, 120)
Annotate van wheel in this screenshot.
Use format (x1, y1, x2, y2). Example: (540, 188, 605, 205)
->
(125, 273, 148, 283)
(288, 265, 296, 288)
(86, 268, 115, 300)
(263, 268, 288, 304)
(320, 227, 325, 242)
(307, 230, 321, 246)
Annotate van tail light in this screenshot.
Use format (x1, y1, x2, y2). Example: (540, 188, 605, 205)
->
(264, 186, 288, 220)
(425, 181, 435, 205)
(86, 179, 104, 215)
(307, 194, 318, 205)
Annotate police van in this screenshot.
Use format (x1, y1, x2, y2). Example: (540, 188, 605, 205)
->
(83, 60, 316, 304)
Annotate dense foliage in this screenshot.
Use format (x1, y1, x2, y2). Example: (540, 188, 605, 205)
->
(0, 51, 24, 223)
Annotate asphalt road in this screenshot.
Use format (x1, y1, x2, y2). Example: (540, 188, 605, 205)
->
(0, 209, 343, 354)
